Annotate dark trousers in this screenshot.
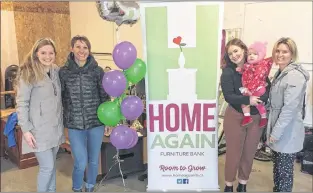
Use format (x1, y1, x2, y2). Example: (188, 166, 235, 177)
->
(272, 151, 296, 192)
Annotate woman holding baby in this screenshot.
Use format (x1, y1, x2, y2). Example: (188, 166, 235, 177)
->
(220, 38, 271, 192)
(221, 37, 309, 192)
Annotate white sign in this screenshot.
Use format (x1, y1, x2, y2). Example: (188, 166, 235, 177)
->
(140, 2, 224, 191)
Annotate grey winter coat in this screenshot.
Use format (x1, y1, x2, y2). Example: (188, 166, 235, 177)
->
(16, 64, 65, 154)
(59, 54, 110, 130)
(267, 63, 310, 153)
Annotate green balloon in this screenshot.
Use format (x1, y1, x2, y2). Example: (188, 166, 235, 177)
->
(97, 101, 121, 126)
(124, 58, 147, 84)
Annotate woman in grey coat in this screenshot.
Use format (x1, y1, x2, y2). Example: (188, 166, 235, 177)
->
(267, 37, 310, 192)
(15, 38, 65, 192)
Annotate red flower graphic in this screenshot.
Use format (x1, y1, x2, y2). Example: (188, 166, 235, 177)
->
(173, 36, 182, 45)
(172, 36, 186, 52)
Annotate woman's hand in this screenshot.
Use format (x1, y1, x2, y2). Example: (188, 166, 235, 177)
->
(250, 96, 262, 106)
(23, 131, 36, 149)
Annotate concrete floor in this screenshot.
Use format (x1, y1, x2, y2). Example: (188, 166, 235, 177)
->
(1, 152, 312, 192)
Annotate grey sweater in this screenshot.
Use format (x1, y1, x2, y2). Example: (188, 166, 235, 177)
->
(16, 64, 65, 154)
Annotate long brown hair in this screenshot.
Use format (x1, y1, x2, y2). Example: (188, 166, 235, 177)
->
(16, 38, 57, 85)
(224, 38, 248, 65)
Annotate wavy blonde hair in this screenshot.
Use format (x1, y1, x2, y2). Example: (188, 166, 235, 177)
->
(16, 38, 57, 85)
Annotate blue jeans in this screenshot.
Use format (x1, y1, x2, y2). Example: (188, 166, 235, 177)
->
(68, 126, 104, 191)
(34, 146, 59, 192)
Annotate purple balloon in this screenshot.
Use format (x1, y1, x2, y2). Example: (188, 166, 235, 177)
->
(127, 129, 138, 149)
(102, 70, 127, 97)
(121, 96, 144, 120)
(112, 41, 137, 70)
(110, 125, 134, 149)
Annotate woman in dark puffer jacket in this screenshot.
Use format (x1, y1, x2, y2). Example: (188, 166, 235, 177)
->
(59, 35, 110, 192)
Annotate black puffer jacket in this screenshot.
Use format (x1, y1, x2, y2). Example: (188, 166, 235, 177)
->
(59, 53, 110, 130)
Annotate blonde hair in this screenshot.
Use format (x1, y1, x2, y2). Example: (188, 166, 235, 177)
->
(16, 38, 57, 85)
(272, 37, 298, 63)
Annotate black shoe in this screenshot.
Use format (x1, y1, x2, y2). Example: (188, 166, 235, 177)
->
(85, 187, 94, 192)
(236, 183, 247, 192)
(224, 185, 233, 192)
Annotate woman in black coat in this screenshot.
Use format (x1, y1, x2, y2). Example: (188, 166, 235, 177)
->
(59, 35, 110, 192)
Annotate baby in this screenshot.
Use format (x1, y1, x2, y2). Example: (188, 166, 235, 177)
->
(237, 41, 273, 128)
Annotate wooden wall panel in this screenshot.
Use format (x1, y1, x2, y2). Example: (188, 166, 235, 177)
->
(0, 1, 13, 11)
(13, 2, 71, 66)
